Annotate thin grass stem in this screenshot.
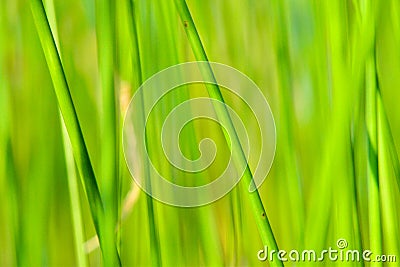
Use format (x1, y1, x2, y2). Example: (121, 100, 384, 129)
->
(173, 1, 282, 266)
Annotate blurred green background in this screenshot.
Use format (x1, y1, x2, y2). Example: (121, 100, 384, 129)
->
(1, 0, 400, 266)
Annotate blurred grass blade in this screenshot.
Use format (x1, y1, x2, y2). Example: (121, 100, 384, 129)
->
(124, 1, 162, 265)
(377, 90, 400, 258)
(95, 0, 121, 265)
(61, 118, 88, 267)
(376, 91, 400, 192)
(365, 49, 382, 264)
(272, 0, 305, 247)
(0, 24, 18, 265)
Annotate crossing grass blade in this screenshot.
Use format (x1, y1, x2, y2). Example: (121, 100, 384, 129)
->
(29, 0, 120, 264)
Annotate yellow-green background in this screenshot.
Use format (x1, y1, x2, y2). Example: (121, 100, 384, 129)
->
(0, 0, 399, 266)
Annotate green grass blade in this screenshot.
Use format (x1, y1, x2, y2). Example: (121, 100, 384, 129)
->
(272, 0, 305, 247)
(61, 118, 88, 267)
(0, 19, 17, 264)
(376, 90, 400, 259)
(29, 0, 119, 264)
(173, 1, 282, 266)
(365, 50, 382, 266)
(376, 91, 400, 192)
(124, 1, 162, 265)
(95, 0, 121, 265)
(41, 1, 88, 265)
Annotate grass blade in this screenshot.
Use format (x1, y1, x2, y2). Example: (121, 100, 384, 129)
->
(173, 1, 282, 266)
(95, 0, 121, 265)
(365, 49, 382, 266)
(376, 90, 400, 259)
(61, 118, 88, 267)
(124, 1, 162, 265)
(29, 0, 120, 264)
